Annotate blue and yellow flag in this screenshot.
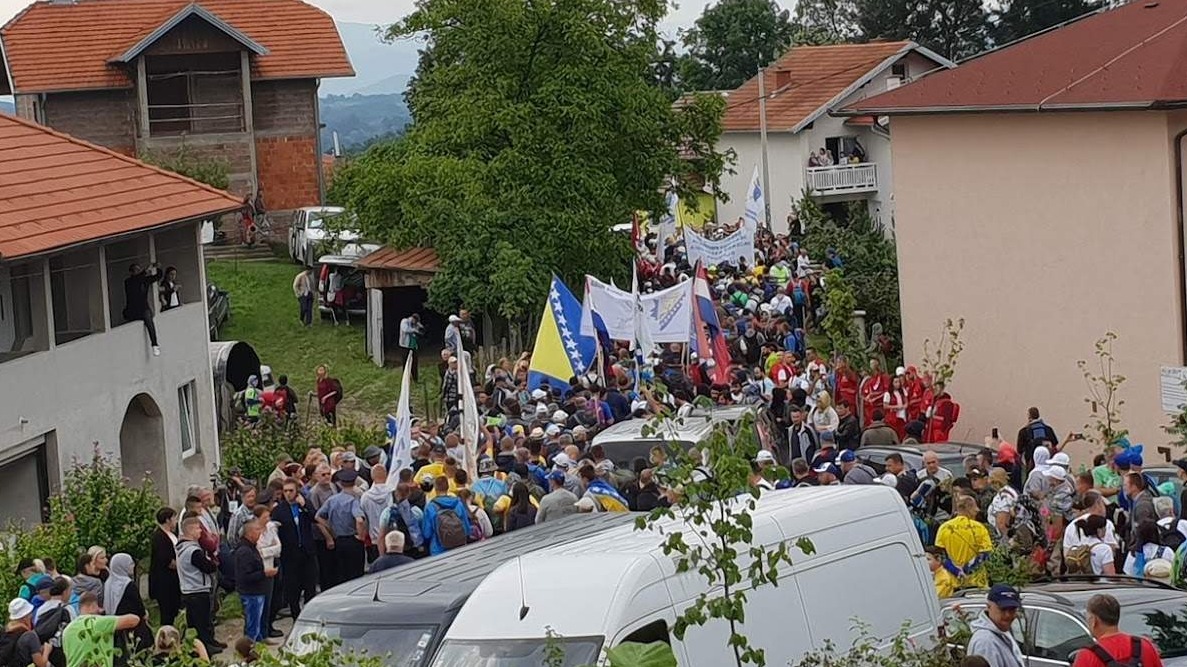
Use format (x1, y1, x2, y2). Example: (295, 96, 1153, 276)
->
(528, 276, 596, 392)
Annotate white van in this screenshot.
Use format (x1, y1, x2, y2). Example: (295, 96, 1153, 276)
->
(428, 486, 940, 666)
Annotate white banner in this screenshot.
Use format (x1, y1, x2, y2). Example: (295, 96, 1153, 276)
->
(1161, 366, 1187, 413)
(685, 227, 754, 267)
(581, 276, 635, 340)
(640, 279, 693, 343)
(456, 340, 480, 483)
(389, 352, 415, 472)
(743, 164, 764, 234)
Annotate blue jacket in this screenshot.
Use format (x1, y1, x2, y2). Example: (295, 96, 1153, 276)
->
(421, 495, 473, 556)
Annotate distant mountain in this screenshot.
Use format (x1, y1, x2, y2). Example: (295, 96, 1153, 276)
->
(321, 21, 421, 97)
(319, 93, 410, 153)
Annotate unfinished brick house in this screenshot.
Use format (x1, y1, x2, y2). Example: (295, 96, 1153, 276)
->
(0, 0, 354, 213)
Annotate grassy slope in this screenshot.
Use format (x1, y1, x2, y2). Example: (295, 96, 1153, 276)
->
(206, 259, 437, 424)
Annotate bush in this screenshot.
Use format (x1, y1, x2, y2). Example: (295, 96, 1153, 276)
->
(218, 415, 388, 487)
(0, 450, 159, 599)
(128, 627, 383, 667)
(141, 143, 231, 191)
(792, 620, 966, 667)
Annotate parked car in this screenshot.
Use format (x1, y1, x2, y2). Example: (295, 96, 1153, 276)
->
(1146, 465, 1185, 496)
(857, 442, 987, 479)
(288, 206, 363, 266)
(942, 576, 1187, 666)
(316, 254, 367, 324)
(207, 282, 229, 340)
(590, 404, 775, 469)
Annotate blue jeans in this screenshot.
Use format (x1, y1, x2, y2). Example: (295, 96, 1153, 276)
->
(241, 594, 266, 641)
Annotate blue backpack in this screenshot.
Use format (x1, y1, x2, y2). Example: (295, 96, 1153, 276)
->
(791, 282, 807, 305)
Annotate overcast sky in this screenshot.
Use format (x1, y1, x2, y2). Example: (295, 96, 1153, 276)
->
(0, 0, 794, 34)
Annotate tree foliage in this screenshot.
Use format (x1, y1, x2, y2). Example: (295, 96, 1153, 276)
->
(793, 0, 860, 43)
(921, 317, 965, 389)
(856, 0, 989, 61)
(1078, 332, 1128, 452)
(637, 411, 813, 667)
(331, 0, 728, 319)
(991, 0, 1102, 47)
(799, 195, 901, 343)
(141, 143, 230, 191)
(820, 268, 862, 368)
(679, 0, 797, 91)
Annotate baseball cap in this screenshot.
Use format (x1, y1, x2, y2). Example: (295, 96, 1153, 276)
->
(837, 450, 856, 463)
(987, 584, 1022, 610)
(341, 452, 357, 463)
(572, 425, 587, 436)
(553, 453, 573, 469)
(1049, 452, 1070, 468)
(431, 443, 447, 455)
(814, 463, 840, 477)
(7, 598, 33, 621)
(552, 410, 568, 424)
(548, 470, 566, 484)
(337, 469, 359, 484)
(754, 450, 775, 464)
(967, 467, 987, 479)
(531, 389, 548, 401)
(478, 458, 497, 474)
(33, 577, 53, 592)
(362, 445, 383, 461)
(1042, 465, 1067, 481)
(545, 424, 561, 437)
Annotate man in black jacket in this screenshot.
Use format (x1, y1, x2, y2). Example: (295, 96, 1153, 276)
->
(274, 479, 318, 619)
(835, 400, 861, 451)
(122, 263, 161, 356)
(234, 520, 276, 643)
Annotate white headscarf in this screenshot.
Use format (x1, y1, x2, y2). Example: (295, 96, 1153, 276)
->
(103, 553, 135, 615)
(1032, 446, 1051, 470)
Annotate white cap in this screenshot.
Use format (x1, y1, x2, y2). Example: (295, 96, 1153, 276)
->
(7, 598, 33, 621)
(553, 453, 573, 469)
(895, 366, 906, 377)
(545, 424, 561, 437)
(631, 399, 649, 413)
(1043, 465, 1068, 481)
(551, 410, 568, 424)
(531, 388, 548, 400)
(754, 450, 776, 464)
(449, 315, 462, 323)
(879, 473, 898, 487)
(1049, 452, 1071, 468)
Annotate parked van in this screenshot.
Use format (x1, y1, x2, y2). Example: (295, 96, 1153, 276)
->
(288, 513, 636, 666)
(430, 486, 941, 666)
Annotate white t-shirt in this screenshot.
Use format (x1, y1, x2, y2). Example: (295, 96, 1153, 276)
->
(1064, 513, 1119, 550)
(989, 486, 1018, 520)
(1123, 544, 1175, 577)
(1081, 539, 1115, 575)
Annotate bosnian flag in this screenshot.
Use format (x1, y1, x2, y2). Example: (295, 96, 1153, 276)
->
(692, 262, 731, 384)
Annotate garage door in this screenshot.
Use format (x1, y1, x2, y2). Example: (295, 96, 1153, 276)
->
(0, 436, 50, 525)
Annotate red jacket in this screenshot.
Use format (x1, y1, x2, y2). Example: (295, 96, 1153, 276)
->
(835, 372, 859, 411)
(859, 373, 890, 426)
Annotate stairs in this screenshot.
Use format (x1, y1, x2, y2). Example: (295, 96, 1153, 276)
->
(203, 243, 283, 263)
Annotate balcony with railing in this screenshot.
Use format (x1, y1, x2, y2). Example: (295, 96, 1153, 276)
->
(805, 163, 878, 196)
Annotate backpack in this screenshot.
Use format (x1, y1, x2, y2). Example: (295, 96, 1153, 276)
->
(34, 606, 70, 646)
(791, 282, 807, 305)
(1086, 636, 1145, 667)
(0, 629, 23, 667)
(1160, 523, 1186, 552)
(331, 378, 344, 401)
(1064, 544, 1094, 574)
(432, 499, 468, 550)
(1029, 421, 1053, 445)
(466, 507, 485, 543)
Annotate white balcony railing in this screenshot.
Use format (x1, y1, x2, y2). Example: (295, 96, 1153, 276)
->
(805, 163, 878, 195)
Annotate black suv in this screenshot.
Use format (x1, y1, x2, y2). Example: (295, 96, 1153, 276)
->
(942, 576, 1187, 666)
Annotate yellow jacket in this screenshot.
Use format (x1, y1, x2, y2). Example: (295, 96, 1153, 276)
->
(934, 515, 993, 590)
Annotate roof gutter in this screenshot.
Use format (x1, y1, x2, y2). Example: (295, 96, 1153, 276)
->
(837, 101, 1168, 116)
(1174, 127, 1187, 364)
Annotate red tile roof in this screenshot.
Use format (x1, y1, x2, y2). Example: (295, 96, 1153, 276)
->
(357, 246, 440, 273)
(1, 0, 354, 94)
(0, 112, 243, 260)
(849, 0, 1187, 114)
(722, 42, 919, 132)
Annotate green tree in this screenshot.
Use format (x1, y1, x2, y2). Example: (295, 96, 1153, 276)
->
(910, 0, 990, 61)
(333, 0, 728, 319)
(991, 0, 1102, 47)
(793, 0, 859, 43)
(679, 0, 796, 91)
(855, 0, 915, 43)
(638, 411, 813, 667)
(1078, 332, 1129, 452)
(920, 317, 965, 389)
(820, 268, 863, 368)
(141, 143, 230, 190)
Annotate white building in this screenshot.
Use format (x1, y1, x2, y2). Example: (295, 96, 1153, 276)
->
(0, 113, 241, 524)
(715, 42, 953, 234)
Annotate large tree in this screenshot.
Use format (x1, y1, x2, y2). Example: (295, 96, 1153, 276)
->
(910, 0, 990, 60)
(991, 0, 1101, 47)
(331, 0, 728, 320)
(794, 0, 860, 44)
(679, 0, 797, 91)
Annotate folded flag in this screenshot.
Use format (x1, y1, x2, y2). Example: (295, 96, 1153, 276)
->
(529, 276, 597, 391)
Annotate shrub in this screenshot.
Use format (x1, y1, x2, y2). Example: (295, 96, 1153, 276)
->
(141, 143, 231, 191)
(0, 450, 159, 599)
(792, 620, 966, 667)
(217, 415, 388, 487)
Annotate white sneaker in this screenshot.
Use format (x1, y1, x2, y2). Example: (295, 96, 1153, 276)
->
(152, 346, 161, 357)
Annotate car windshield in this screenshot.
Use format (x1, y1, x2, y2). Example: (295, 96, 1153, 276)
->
(289, 621, 438, 667)
(1125, 602, 1187, 658)
(430, 637, 603, 667)
(599, 440, 694, 467)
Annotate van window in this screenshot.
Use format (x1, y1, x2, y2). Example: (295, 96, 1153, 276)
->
(430, 637, 602, 667)
(289, 621, 437, 667)
(620, 620, 670, 645)
(1031, 610, 1091, 660)
(799, 543, 933, 645)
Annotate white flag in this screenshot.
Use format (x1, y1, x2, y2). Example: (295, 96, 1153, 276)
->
(657, 190, 679, 243)
(743, 164, 764, 234)
(580, 275, 636, 341)
(389, 352, 415, 473)
(639, 279, 693, 343)
(632, 265, 655, 361)
(455, 340, 481, 483)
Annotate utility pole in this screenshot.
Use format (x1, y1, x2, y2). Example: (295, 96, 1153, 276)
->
(757, 67, 772, 229)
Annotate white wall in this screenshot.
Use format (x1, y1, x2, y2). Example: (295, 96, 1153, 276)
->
(0, 225, 219, 511)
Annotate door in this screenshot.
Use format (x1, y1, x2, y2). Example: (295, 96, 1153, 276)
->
(1027, 608, 1093, 666)
(368, 288, 384, 367)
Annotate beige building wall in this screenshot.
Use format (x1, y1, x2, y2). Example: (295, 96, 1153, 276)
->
(891, 111, 1187, 466)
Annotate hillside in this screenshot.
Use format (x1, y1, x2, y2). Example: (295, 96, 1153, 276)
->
(321, 21, 420, 97)
(319, 93, 411, 153)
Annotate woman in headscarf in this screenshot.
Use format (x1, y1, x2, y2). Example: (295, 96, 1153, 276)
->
(105, 553, 152, 662)
(1024, 446, 1051, 501)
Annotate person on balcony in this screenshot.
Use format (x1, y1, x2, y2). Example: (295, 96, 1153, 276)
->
(123, 262, 162, 356)
(816, 147, 834, 166)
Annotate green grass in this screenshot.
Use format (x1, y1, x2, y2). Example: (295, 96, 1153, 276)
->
(206, 259, 438, 424)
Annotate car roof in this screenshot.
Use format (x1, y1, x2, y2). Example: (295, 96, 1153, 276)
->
(591, 415, 719, 444)
(687, 404, 763, 421)
(944, 577, 1187, 612)
(299, 206, 346, 214)
(297, 513, 636, 626)
(860, 442, 983, 459)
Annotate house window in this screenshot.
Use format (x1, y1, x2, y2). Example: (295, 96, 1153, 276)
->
(145, 53, 244, 137)
(891, 63, 909, 79)
(178, 381, 198, 456)
(0, 263, 48, 362)
(49, 248, 105, 345)
(824, 136, 867, 163)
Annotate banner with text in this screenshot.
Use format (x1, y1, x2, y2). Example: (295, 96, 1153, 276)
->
(684, 227, 754, 267)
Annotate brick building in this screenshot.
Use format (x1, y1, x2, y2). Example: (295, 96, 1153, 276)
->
(0, 0, 353, 212)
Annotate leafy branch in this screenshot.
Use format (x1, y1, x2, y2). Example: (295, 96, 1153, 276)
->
(920, 318, 965, 389)
(1077, 332, 1128, 452)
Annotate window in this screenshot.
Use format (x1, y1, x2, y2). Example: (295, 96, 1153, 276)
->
(0, 263, 49, 361)
(178, 381, 198, 456)
(49, 248, 105, 345)
(891, 63, 909, 79)
(1031, 609, 1092, 660)
(145, 53, 243, 137)
(620, 620, 670, 645)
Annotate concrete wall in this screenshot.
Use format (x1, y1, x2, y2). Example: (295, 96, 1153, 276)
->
(891, 111, 1186, 463)
(42, 90, 137, 155)
(252, 79, 321, 212)
(0, 223, 219, 510)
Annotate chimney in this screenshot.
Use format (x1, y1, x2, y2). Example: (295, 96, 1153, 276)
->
(774, 69, 792, 90)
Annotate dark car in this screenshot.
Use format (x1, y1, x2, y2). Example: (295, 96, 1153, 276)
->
(942, 576, 1187, 666)
(857, 442, 987, 479)
(207, 282, 229, 340)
